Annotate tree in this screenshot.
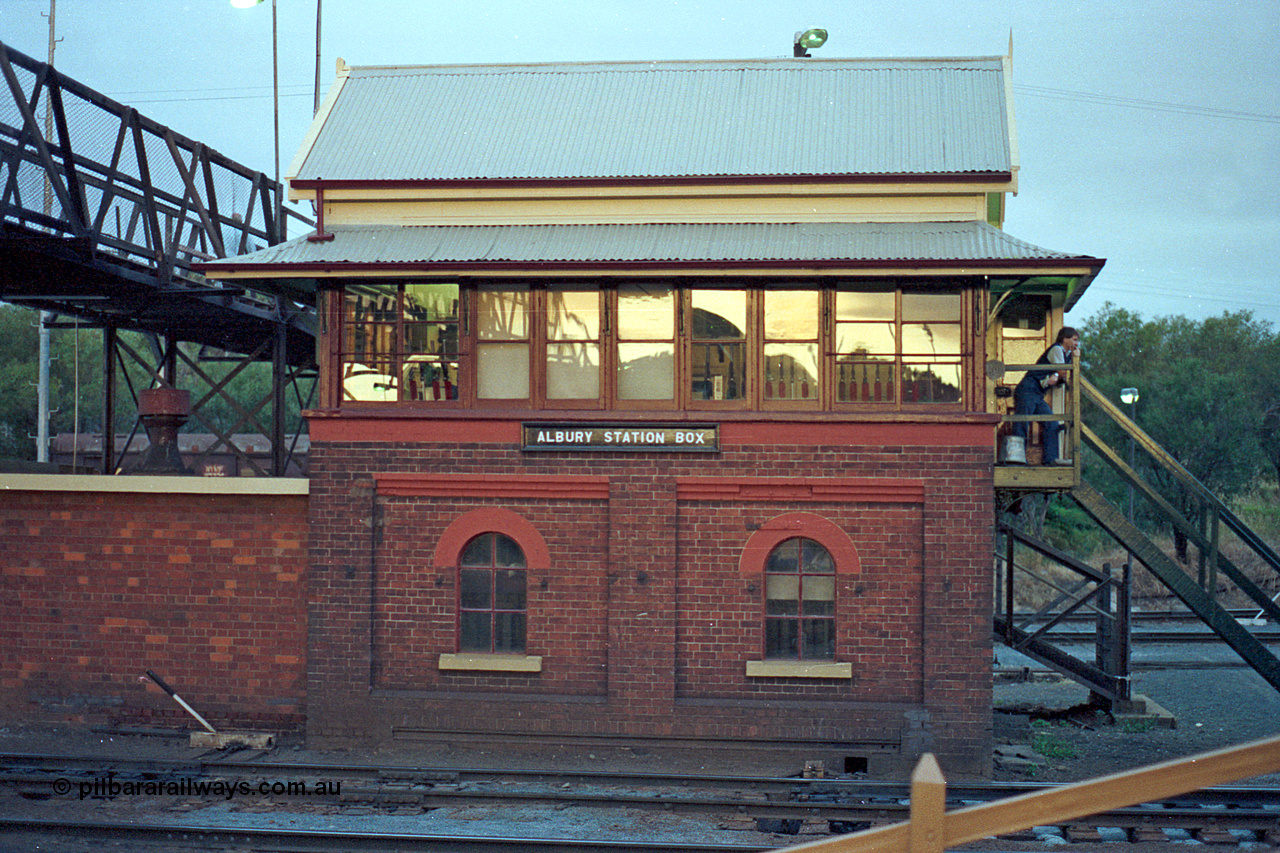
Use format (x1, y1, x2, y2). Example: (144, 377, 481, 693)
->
(0, 303, 310, 463)
(1078, 303, 1279, 555)
(0, 304, 106, 460)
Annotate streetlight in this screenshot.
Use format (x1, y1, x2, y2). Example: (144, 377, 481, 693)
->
(1120, 388, 1139, 522)
(231, 0, 324, 242)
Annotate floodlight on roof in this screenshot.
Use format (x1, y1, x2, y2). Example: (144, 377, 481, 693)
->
(793, 28, 828, 57)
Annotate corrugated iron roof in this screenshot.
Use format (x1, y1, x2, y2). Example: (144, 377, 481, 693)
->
(292, 58, 1012, 183)
(206, 221, 1092, 269)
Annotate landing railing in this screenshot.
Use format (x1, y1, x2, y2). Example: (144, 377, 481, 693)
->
(993, 361, 1080, 490)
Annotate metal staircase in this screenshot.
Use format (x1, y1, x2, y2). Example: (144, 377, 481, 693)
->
(995, 373, 1280, 701)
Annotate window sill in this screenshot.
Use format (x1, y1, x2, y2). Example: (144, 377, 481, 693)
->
(438, 653, 543, 673)
(745, 660, 852, 679)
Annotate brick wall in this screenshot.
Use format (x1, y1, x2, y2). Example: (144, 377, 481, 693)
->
(306, 416, 995, 775)
(0, 477, 308, 730)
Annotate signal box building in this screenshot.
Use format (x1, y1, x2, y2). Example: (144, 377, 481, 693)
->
(205, 54, 1103, 776)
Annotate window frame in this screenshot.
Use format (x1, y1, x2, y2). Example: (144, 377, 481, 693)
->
(761, 536, 838, 662)
(328, 279, 973, 413)
(335, 280, 465, 408)
(612, 282, 679, 411)
(456, 532, 529, 655)
(684, 287, 755, 411)
(474, 282, 534, 408)
(831, 284, 966, 411)
(760, 287, 823, 411)
(542, 284, 607, 409)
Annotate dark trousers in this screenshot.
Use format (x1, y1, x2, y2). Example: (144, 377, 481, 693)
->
(1014, 388, 1061, 464)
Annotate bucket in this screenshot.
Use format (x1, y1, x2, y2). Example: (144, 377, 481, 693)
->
(1000, 435, 1026, 465)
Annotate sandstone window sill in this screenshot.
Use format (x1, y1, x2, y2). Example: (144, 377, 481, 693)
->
(438, 653, 543, 673)
(745, 660, 852, 679)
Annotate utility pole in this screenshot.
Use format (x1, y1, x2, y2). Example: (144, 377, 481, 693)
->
(36, 0, 56, 463)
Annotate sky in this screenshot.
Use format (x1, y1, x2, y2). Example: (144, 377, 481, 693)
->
(2, 0, 1278, 327)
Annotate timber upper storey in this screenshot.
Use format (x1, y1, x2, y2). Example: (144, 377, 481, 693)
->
(199, 54, 1103, 415)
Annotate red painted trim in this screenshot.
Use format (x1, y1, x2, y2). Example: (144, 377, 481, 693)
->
(432, 507, 551, 570)
(307, 187, 336, 243)
(677, 477, 923, 504)
(310, 416, 998, 447)
(290, 172, 1014, 191)
(310, 418, 520, 443)
(720, 420, 996, 447)
(375, 472, 609, 501)
(738, 512, 861, 575)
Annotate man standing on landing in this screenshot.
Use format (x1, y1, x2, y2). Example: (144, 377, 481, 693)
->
(1013, 327, 1080, 466)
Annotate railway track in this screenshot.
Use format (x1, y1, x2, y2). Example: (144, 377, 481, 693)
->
(0, 817, 771, 853)
(2, 752, 1277, 848)
(1001, 609, 1278, 646)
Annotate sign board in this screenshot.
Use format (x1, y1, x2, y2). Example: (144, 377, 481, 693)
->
(522, 423, 719, 452)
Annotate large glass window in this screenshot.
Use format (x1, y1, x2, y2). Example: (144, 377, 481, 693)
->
(616, 283, 675, 401)
(459, 533, 528, 654)
(334, 281, 969, 410)
(402, 284, 460, 401)
(764, 537, 835, 660)
(834, 290, 896, 403)
(690, 289, 748, 402)
(900, 292, 962, 404)
(762, 289, 819, 403)
(340, 282, 459, 403)
(834, 287, 963, 405)
(477, 285, 531, 400)
(545, 287, 601, 401)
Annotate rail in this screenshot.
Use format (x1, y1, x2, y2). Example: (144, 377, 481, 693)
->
(993, 361, 1080, 491)
(994, 522, 1130, 700)
(781, 733, 1280, 852)
(999, 361, 1080, 458)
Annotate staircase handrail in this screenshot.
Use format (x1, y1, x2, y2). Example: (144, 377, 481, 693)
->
(1079, 375, 1280, 577)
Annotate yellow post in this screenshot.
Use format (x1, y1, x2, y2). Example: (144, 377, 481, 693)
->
(907, 753, 946, 853)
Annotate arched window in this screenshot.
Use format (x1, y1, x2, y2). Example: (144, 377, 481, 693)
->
(764, 537, 835, 660)
(459, 533, 527, 653)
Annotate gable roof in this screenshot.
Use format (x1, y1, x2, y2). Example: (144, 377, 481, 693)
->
(289, 57, 1015, 185)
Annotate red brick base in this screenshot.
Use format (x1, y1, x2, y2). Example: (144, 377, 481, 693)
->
(0, 478, 308, 730)
(306, 416, 995, 776)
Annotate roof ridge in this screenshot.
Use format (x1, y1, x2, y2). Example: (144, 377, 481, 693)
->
(344, 56, 1008, 76)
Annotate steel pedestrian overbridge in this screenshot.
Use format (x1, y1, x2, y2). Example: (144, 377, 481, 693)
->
(0, 40, 316, 475)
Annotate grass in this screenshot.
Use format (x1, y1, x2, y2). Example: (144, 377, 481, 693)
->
(1029, 721, 1079, 761)
(1120, 718, 1157, 734)
(1000, 479, 1280, 613)
(1234, 483, 1280, 540)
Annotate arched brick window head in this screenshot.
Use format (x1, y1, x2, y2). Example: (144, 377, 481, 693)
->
(433, 507, 551, 570)
(739, 513, 859, 661)
(435, 508, 549, 656)
(738, 512, 860, 577)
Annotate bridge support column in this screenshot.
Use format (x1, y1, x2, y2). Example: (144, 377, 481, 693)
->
(272, 316, 287, 477)
(101, 326, 116, 475)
